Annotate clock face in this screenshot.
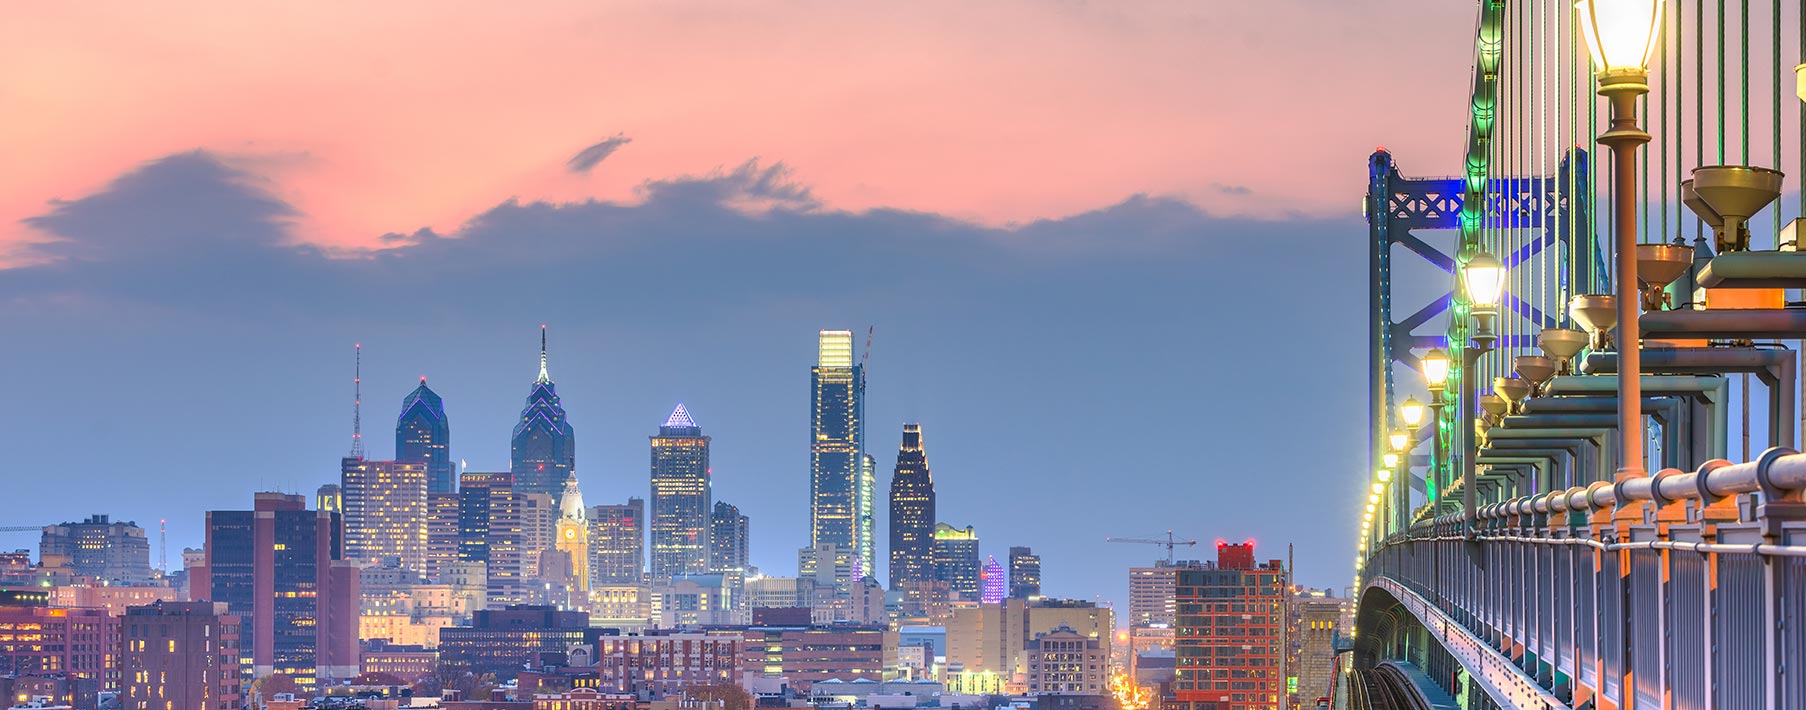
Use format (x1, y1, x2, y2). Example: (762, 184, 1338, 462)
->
(565, 528, 576, 539)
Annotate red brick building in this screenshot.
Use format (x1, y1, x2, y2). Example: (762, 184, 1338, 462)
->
(1173, 543, 1286, 710)
(0, 591, 122, 690)
(121, 601, 241, 710)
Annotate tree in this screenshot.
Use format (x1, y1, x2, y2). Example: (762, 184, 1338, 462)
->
(351, 672, 407, 687)
(257, 674, 300, 697)
(685, 683, 752, 710)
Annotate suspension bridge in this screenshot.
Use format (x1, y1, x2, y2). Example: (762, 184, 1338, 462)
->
(1350, 1, 1806, 708)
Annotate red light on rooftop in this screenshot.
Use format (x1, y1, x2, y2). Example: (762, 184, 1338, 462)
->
(1215, 539, 1225, 548)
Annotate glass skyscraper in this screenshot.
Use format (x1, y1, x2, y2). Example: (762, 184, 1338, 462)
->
(512, 327, 575, 498)
(887, 423, 936, 591)
(810, 330, 872, 577)
(650, 404, 711, 579)
(396, 377, 453, 493)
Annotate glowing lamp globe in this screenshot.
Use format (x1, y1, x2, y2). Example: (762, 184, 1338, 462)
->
(1462, 252, 1506, 309)
(1577, 0, 1664, 74)
(1371, 482, 1385, 494)
(1382, 452, 1400, 468)
(1368, 493, 1379, 504)
(1400, 397, 1426, 428)
(1389, 430, 1409, 452)
(1420, 349, 1453, 391)
(1377, 468, 1392, 483)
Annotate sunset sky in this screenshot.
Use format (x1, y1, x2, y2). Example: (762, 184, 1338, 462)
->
(0, 1, 1480, 601)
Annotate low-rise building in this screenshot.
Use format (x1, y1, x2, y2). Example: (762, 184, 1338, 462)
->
(438, 606, 593, 682)
(120, 601, 240, 710)
(592, 632, 741, 696)
(1025, 624, 1105, 695)
(360, 641, 437, 683)
(735, 625, 894, 693)
(0, 591, 122, 690)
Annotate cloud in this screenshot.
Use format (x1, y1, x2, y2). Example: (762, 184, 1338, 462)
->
(1209, 182, 1252, 196)
(565, 134, 633, 174)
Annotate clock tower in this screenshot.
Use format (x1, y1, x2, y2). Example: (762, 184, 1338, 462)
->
(555, 474, 590, 594)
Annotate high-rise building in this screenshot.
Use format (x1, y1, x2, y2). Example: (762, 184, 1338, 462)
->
(121, 601, 241, 710)
(1009, 546, 1041, 599)
(38, 515, 153, 586)
(191, 493, 359, 689)
(458, 472, 528, 606)
(650, 404, 711, 579)
(396, 378, 454, 494)
(512, 328, 576, 499)
(425, 492, 460, 580)
(341, 458, 428, 573)
(1174, 544, 1286, 710)
(709, 502, 749, 573)
(887, 424, 935, 591)
(931, 523, 980, 600)
(554, 476, 589, 595)
(810, 330, 872, 577)
(520, 492, 557, 577)
(589, 499, 645, 586)
(1129, 560, 1199, 628)
(981, 556, 1006, 604)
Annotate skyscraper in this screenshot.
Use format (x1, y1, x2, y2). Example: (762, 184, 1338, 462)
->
(512, 327, 576, 498)
(981, 556, 1006, 604)
(38, 515, 153, 586)
(555, 476, 589, 595)
(1008, 546, 1041, 599)
(340, 459, 428, 574)
(458, 472, 528, 605)
(589, 499, 645, 586)
(887, 424, 935, 591)
(396, 377, 453, 494)
(709, 502, 750, 573)
(191, 493, 358, 688)
(650, 404, 711, 578)
(810, 330, 872, 577)
(931, 523, 980, 600)
(425, 492, 460, 581)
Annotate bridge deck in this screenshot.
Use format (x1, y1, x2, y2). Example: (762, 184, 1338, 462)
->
(1378, 661, 1461, 710)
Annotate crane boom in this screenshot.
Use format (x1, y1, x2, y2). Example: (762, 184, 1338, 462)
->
(1106, 530, 1198, 564)
(0, 526, 42, 532)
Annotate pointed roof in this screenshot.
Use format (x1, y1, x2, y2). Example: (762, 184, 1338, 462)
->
(559, 474, 586, 522)
(399, 378, 445, 422)
(664, 403, 697, 429)
(536, 325, 552, 384)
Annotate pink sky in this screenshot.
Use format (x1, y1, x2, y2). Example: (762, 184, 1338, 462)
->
(0, 1, 1475, 260)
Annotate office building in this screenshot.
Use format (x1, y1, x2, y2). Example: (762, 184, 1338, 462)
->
(649, 404, 710, 578)
(945, 598, 1113, 686)
(190, 492, 359, 689)
(0, 591, 121, 689)
(521, 492, 557, 577)
(589, 499, 645, 587)
(1009, 547, 1041, 600)
(426, 491, 461, 581)
(512, 328, 576, 498)
(38, 515, 153, 586)
(396, 377, 454, 494)
(745, 576, 817, 612)
(341, 458, 428, 573)
(931, 524, 980, 600)
(1129, 561, 1199, 628)
(737, 624, 895, 692)
(120, 601, 241, 710)
(49, 586, 177, 616)
(437, 605, 592, 682)
(555, 476, 590, 596)
(887, 424, 935, 591)
(981, 557, 1006, 604)
(1173, 544, 1286, 710)
(460, 472, 529, 606)
(649, 574, 736, 627)
(810, 330, 872, 577)
(592, 632, 742, 695)
(709, 502, 749, 573)
(1026, 624, 1106, 695)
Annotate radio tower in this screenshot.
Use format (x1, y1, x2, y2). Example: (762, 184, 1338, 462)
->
(159, 519, 167, 573)
(350, 344, 365, 460)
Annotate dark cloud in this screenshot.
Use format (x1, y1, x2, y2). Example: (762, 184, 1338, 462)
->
(566, 134, 633, 174)
(0, 149, 1373, 597)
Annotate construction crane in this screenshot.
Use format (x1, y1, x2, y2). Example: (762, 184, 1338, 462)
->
(1106, 530, 1198, 565)
(862, 326, 874, 370)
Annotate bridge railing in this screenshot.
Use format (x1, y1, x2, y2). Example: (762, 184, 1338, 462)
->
(1366, 449, 1806, 709)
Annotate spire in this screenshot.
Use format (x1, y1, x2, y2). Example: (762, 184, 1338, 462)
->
(350, 344, 364, 459)
(559, 473, 586, 521)
(537, 324, 551, 384)
(664, 403, 697, 429)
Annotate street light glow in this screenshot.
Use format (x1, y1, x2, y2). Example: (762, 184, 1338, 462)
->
(1382, 452, 1400, 468)
(1576, 0, 1664, 74)
(1462, 252, 1506, 309)
(1371, 482, 1384, 494)
(1420, 349, 1452, 390)
(1400, 397, 1426, 428)
(1377, 468, 1392, 483)
(1389, 429, 1409, 452)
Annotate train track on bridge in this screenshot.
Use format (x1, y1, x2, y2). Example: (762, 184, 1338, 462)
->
(1349, 665, 1435, 710)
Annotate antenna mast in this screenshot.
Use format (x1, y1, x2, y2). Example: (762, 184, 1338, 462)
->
(350, 344, 364, 459)
(159, 519, 167, 574)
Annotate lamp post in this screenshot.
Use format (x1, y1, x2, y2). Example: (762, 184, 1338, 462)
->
(1419, 350, 1453, 509)
(1400, 398, 1426, 529)
(1579, 0, 1662, 484)
(1459, 252, 1505, 534)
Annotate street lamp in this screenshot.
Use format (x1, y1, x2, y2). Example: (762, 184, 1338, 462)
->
(1400, 397, 1426, 429)
(1580, 0, 1662, 484)
(1382, 452, 1400, 468)
(1389, 430, 1409, 452)
(1457, 251, 1506, 533)
(1421, 349, 1452, 393)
